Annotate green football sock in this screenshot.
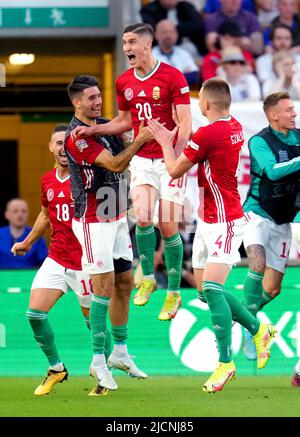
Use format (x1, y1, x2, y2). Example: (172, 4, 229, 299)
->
(90, 295, 110, 354)
(84, 313, 112, 359)
(84, 315, 90, 330)
(136, 224, 156, 276)
(26, 308, 61, 366)
(202, 281, 232, 363)
(111, 324, 128, 345)
(260, 290, 274, 309)
(243, 269, 264, 316)
(104, 329, 112, 360)
(163, 232, 183, 292)
(223, 290, 259, 335)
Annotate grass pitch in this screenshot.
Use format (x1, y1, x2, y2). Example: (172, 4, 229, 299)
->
(1, 375, 299, 417)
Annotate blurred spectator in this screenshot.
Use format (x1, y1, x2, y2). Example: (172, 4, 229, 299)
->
(262, 50, 300, 99)
(217, 46, 261, 101)
(0, 198, 48, 269)
(256, 24, 300, 83)
(152, 19, 200, 85)
(203, 0, 256, 13)
(201, 20, 254, 81)
(140, 0, 207, 55)
(267, 0, 300, 47)
(186, 0, 206, 11)
(255, 0, 278, 30)
(204, 0, 264, 55)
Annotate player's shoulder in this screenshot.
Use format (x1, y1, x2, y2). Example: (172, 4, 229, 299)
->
(42, 168, 56, 183)
(158, 61, 185, 77)
(117, 68, 133, 83)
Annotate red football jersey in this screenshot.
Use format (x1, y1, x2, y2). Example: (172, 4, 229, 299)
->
(116, 61, 190, 158)
(184, 116, 244, 223)
(41, 168, 82, 269)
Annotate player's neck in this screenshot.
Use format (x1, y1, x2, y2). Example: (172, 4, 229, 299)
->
(75, 113, 97, 127)
(135, 57, 158, 77)
(207, 111, 230, 123)
(56, 166, 69, 180)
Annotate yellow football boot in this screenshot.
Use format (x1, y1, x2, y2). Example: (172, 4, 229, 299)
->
(203, 361, 236, 393)
(253, 323, 276, 369)
(34, 367, 68, 396)
(133, 279, 156, 306)
(158, 292, 182, 321)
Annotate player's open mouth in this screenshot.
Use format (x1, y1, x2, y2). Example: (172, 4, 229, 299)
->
(127, 54, 135, 62)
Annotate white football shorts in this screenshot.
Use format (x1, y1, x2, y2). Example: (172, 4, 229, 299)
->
(243, 211, 291, 273)
(31, 256, 92, 308)
(129, 155, 186, 206)
(192, 216, 246, 269)
(72, 216, 133, 274)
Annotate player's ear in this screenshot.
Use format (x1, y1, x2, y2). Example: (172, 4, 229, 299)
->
(72, 97, 81, 109)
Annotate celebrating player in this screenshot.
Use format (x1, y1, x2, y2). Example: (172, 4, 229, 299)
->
(70, 23, 192, 321)
(65, 74, 150, 392)
(147, 78, 276, 393)
(11, 124, 111, 396)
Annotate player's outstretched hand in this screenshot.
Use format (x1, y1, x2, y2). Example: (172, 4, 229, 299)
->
(135, 120, 153, 146)
(11, 241, 31, 256)
(147, 119, 178, 149)
(71, 125, 94, 141)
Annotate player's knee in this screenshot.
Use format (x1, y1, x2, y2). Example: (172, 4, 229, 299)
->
(248, 259, 265, 275)
(263, 284, 281, 298)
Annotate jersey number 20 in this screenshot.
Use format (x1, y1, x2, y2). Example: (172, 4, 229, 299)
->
(136, 102, 153, 120)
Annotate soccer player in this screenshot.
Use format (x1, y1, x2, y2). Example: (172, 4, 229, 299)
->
(291, 219, 300, 386)
(242, 92, 300, 362)
(65, 74, 150, 391)
(71, 23, 192, 321)
(11, 124, 112, 396)
(147, 78, 276, 393)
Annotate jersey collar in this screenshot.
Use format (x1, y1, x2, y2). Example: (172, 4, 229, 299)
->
(134, 60, 161, 81)
(56, 168, 70, 183)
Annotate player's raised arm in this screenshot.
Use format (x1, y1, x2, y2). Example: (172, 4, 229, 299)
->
(11, 206, 50, 256)
(173, 104, 192, 155)
(147, 118, 193, 179)
(71, 110, 132, 140)
(94, 121, 152, 173)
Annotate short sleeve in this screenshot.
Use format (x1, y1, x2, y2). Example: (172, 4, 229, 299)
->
(41, 177, 48, 208)
(184, 127, 209, 164)
(116, 76, 130, 111)
(66, 136, 104, 165)
(170, 69, 191, 106)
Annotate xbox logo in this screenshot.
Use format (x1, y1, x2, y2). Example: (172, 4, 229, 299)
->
(169, 299, 242, 372)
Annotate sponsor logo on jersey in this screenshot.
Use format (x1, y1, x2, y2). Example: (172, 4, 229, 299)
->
(75, 139, 88, 152)
(152, 86, 160, 100)
(58, 191, 65, 198)
(138, 90, 146, 97)
(47, 188, 54, 202)
(180, 86, 189, 94)
(124, 88, 133, 101)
